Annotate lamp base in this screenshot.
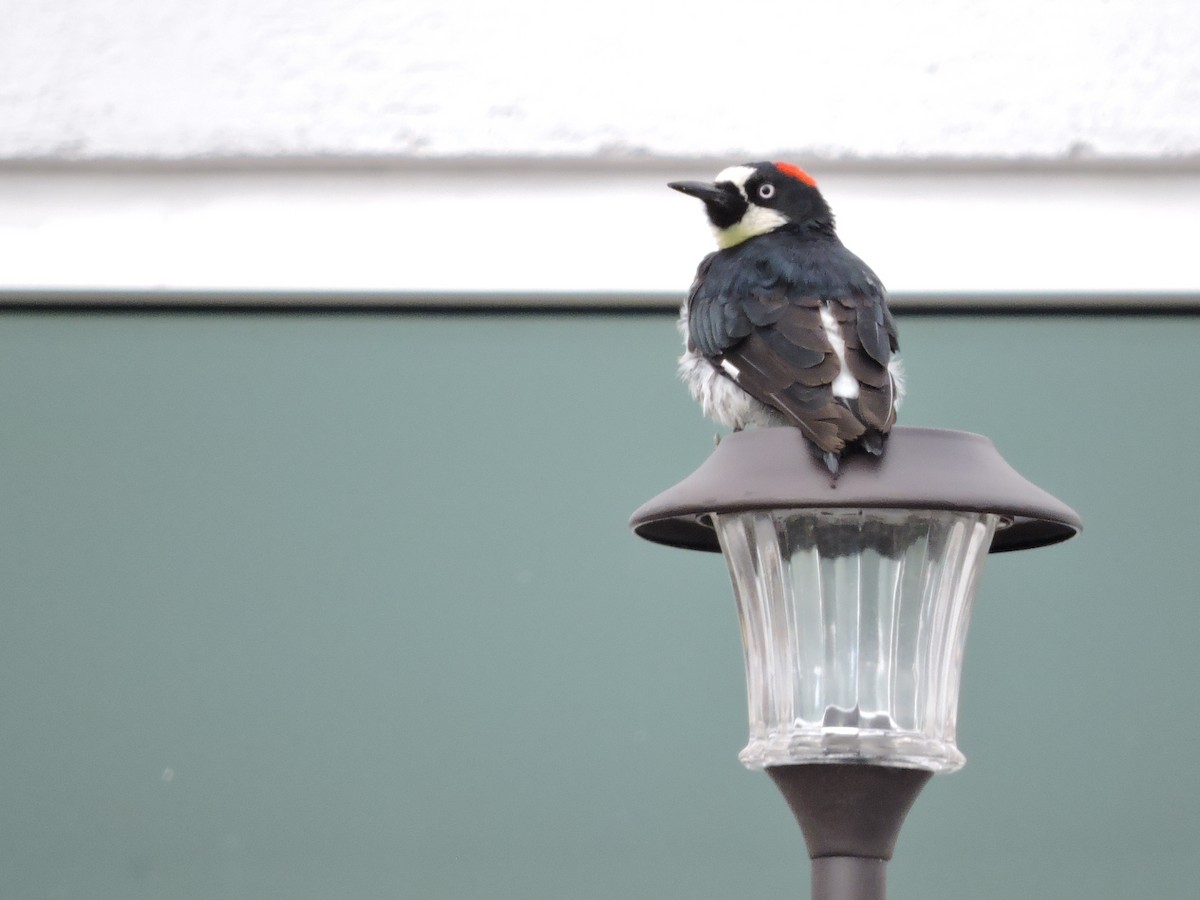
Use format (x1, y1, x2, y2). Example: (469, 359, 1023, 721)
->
(766, 764, 932, 900)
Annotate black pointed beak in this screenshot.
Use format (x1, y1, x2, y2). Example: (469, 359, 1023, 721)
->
(668, 180, 747, 228)
(669, 180, 729, 205)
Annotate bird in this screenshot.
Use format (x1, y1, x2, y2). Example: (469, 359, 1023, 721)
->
(670, 161, 904, 477)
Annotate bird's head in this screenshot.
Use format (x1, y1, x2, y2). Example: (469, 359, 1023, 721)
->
(669, 161, 833, 249)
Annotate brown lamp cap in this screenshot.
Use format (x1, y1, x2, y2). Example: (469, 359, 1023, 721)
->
(630, 427, 1081, 554)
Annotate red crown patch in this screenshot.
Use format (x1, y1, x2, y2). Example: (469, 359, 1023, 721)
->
(774, 162, 817, 187)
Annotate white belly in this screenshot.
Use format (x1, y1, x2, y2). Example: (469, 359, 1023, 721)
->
(677, 344, 787, 430)
(676, 302, 785, 430)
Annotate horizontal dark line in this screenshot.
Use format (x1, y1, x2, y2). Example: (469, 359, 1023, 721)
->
(1, 290, 1199, 316)
(888, 292, 1200, 315)
(0, 301, 674, 318)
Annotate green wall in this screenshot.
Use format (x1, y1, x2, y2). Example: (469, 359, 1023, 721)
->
(0, 311, 1196, 898)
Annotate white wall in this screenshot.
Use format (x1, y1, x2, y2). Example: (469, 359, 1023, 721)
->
(4, 0, 1198, 163)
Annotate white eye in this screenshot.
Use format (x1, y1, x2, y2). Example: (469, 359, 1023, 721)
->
(758, 183, 776, 199)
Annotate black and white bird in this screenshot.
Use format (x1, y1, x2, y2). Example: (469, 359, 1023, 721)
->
(670, 161, 904, 476)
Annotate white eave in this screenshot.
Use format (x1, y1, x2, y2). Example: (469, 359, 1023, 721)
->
(1, 163, 1198, 302)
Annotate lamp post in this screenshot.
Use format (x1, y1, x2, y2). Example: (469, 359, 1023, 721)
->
(631, 426, 1080, 900)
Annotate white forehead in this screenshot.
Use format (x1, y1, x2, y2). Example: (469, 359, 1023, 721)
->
(714, 165, 756, 195)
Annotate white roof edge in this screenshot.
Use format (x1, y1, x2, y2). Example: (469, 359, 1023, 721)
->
(2, 166, 1198, 295)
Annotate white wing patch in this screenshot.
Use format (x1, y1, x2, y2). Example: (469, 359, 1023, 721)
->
(818, 303, 860, 400)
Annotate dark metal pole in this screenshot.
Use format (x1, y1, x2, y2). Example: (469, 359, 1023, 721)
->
(766, 764, 932, 900)
(811, 858, 887, 900)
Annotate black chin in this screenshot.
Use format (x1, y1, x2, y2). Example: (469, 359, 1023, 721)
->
(668, 180, 747, 230)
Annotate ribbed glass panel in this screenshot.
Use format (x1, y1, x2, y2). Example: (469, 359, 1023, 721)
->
(712, 509, 998, 773)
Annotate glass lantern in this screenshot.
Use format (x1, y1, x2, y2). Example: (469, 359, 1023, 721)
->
(712, 507, 999, 773)
(632, 427, 1080, 900)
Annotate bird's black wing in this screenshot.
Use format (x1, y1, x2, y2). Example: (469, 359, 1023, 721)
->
(830, 287, 898, 437)
(846, 256, 899, 443)
(685, 252, 754, 359)
(687, 237, 898, 454)
(687, 246, 862, 454)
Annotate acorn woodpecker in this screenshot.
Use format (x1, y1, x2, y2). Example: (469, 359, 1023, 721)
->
(670, 161, 904, 476)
